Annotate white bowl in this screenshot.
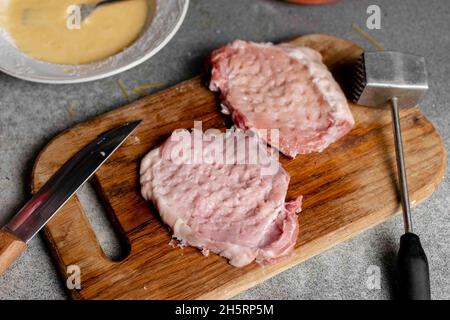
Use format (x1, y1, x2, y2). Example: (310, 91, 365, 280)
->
(0, 0, 189, 84)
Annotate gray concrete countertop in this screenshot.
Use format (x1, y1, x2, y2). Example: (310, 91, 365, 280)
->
(0, 0, 448, 300)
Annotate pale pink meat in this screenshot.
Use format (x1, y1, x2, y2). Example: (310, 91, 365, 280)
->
(140, 130, 301, 267)
(209, 40, 355, 158)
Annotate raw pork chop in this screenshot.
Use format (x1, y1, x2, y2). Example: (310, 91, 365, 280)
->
(209, 40, 355, 158)
(140, 129, 301, 267)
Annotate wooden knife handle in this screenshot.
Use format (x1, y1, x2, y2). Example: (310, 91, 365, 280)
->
(0, 228, 27, 275)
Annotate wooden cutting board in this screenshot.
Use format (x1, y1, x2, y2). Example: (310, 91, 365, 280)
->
(32, 34, 447, 300)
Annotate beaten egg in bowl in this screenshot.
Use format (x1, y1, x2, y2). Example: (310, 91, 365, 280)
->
(0, 0, 153, 64)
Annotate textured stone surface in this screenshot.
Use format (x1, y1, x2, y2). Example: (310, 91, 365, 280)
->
(0, 0, 448, 300)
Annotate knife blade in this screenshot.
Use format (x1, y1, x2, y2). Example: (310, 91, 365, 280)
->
(0, 121, 141, 274)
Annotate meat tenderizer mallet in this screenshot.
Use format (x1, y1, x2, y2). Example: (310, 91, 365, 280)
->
(350, 51, 430, 300)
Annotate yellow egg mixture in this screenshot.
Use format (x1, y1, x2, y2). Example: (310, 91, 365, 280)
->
(0, 0, 150, 64)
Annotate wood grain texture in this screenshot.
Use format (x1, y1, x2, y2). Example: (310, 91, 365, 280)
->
(0, 229, 27, 274)
(31, 34, 447, 300)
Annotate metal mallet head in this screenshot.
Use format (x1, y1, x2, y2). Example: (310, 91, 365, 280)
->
(350, 51, 429, 108)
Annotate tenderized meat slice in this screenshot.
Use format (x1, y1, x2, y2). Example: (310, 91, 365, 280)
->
(140, 129, 301, 267)
(209, 40, 355, 158)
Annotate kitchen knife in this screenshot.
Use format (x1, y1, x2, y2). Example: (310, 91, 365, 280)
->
(0, 121, 141, 274)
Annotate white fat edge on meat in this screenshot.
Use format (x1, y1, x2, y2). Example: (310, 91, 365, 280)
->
(281, 45, 353, 122)
(172, 218, 193, 248)
(232, 39, 275, 50)
(140, 147, 162, 176)
(140, 147, 163, 201)
(276, 45, 354, 151)
(284, 47, 346, 112)
(140, 146, 183, 229)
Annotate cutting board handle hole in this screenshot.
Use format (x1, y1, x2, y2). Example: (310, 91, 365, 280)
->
(77, 181, 130, 261)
